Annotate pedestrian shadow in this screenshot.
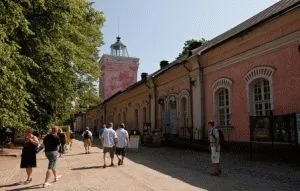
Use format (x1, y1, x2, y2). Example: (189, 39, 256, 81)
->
(65, 151, 99, 157)
(4, 183, 43, 190)
(71, 165, 102, 170)
(0, 182, 23, 188)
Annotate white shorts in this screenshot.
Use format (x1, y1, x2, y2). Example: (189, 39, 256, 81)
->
(211, 145, 220, 164)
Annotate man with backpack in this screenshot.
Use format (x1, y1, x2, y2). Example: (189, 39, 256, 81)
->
(82, 127, 93, 154)
(208, 120, 222, 176)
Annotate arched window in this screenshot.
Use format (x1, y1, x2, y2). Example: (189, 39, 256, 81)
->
(181, 97, 188, 127)
(135, 109, 139, 129)
(143, 107, 147, 123)
(251, 78, 271, 116)
(122, 112, 126, 123)
(212, 78, 233, 126)
(216, 88, 230, 125)
(118, 113, 121, 124)
(244, 66, 274, 116)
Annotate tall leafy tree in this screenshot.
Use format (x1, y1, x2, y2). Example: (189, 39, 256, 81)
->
(0, 1, 36, 131)
(0, 0, 105, 132)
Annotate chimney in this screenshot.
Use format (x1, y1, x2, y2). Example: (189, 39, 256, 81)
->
(160, 60, 169, 69)
(141, 72, 148, 81)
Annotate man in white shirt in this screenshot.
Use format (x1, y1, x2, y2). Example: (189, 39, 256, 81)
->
(116, 123, 129, 165)
(101, 122, 117, 168)
(208, 120, 221, 176)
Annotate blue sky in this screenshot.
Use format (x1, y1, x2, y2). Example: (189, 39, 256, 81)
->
(94, 0, 280, 79)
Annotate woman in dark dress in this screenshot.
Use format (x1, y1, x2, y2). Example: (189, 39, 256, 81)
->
(20, 128, 39, 184)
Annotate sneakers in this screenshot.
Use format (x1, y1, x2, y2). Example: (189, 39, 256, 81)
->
(55, 175, 62, 182)
(43, 183, 51, 188)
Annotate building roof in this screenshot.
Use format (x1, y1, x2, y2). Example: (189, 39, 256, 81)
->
(85, 0, 300, 112)
(192, 0, 300, 54)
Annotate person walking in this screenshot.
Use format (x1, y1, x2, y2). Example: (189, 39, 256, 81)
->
(98, 124, 106, 148)
(69, 130, 75, 150)
(82, 127, 93, 154)
(42, 125, 62, 188)
(115, 123, 129, 165)
(20, 128, 39, 184)
(58, 128, 66, 157)
(208, 120, 222, 176)
(101, 122, 117, 168)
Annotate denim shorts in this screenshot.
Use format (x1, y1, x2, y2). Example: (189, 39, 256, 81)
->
(45, 151, 58, 169)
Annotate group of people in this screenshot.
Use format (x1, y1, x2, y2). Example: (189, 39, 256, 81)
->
(19, 120, 220, 189)
(20, 126, 75, 188)
(81, 122, 129, 167)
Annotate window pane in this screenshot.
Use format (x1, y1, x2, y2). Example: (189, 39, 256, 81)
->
(217, 88, 230, 125)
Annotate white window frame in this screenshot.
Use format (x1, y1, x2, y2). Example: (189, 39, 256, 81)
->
(212, 77, 233, 126)
(244, 66, 275, 115)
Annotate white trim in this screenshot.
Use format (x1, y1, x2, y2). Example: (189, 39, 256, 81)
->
(179, 90, 190, 117)
(166, 94, 179, 116)
(244, 66, 275, 114)
(212, 78, 233, 116)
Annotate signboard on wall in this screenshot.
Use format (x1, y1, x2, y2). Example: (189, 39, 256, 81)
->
(296, 113, 300, 144)
(128, 135, 140, 151)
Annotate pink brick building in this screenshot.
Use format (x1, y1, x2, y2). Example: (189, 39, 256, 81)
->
(99, 37, 139, 101)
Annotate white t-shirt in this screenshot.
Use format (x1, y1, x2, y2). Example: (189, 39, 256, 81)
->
(102, 128, 117, 148)
(116, 128, 129, 148)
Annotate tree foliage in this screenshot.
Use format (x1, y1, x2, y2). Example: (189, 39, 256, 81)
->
(177, 38, 206, 59)
(0, 0, 105, 132)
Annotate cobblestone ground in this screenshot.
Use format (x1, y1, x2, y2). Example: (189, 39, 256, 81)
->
(0, 139, 300, 191)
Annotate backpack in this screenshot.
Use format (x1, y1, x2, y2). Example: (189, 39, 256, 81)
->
(212, 128, 225, 145)
(83, 131, 90, 139)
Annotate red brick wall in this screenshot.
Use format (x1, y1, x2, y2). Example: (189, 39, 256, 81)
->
(103, 62, 138, 100)
(203, 9, 300, 142)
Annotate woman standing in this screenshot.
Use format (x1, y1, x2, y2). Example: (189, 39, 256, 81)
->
(20, 128, 39, 184)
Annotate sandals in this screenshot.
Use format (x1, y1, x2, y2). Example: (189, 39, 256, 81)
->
(23, 178, 32, 184)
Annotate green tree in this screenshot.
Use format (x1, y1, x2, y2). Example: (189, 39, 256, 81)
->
(0, 0, 36, 132)
(0, 0, 105, 132)
(177, 38, 206, 59)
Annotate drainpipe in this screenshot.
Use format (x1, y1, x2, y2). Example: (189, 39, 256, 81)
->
(197, 55, 205, 140)
(145, 77, 156, 132)
(183, 63, 194, 141)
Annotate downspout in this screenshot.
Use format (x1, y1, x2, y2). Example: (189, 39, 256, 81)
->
(183, 63, 194, 141)
(145, 78, 153, 131)
(146, 77, 157, 132)
(197, 55, 205, 140)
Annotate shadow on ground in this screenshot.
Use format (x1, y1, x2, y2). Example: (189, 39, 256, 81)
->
(3, 183, 43, 191)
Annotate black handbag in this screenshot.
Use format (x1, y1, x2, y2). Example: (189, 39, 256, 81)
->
(36, 144, 44, 153)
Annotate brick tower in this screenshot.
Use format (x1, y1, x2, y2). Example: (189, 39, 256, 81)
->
(99, 36, 139, 101)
